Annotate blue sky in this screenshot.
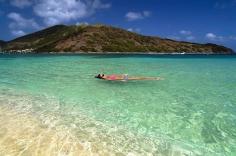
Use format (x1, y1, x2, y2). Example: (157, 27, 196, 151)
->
(0, 0, 236, 50)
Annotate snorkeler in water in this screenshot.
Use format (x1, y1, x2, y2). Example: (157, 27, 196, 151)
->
(95, 74, 163, 81)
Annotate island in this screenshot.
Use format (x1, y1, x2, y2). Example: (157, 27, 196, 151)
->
(0, 24, 234, 54)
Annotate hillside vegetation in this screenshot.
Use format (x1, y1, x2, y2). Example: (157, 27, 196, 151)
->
(1, 24, 234, 54)
(0, 40, 6, 47)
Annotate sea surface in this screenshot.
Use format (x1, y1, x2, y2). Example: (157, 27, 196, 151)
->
(0, 54, 235, 156)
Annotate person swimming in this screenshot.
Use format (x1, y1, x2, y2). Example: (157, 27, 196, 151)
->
(95, 74, 163, 81)
(95, 74, 121, 80)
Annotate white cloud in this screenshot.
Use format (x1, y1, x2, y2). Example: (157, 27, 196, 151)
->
(179, 30, 195, 41)
(127, 28, 133, 32)
(205, 34, 236, 42)
(92, 0, 111, 9)
(10, 0, 32, 8)
(8, 12, 40, 36)
(186, 36, 195, 41)
(127, 28, 141, 32)
(11, 30, 26, 36)
(180, 30, 192, 35)
(8, 12, 40, 29)
(125, 11, 151, 21)
(34, 0, 111, 26)
(206, 33, 224, 41)
(34, 0, 87, 26)
(143, 11, 151, 17)
(76, 22, 89, 26)
(206, 33, 216, 39)
(126, 12, 142, 21)
(229, 36, 236, 40)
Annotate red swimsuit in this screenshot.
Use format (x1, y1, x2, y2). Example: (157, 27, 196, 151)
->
(107, 75, 117, 80)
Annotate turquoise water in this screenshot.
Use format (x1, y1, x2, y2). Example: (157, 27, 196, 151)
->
(0, 54, 236, 155)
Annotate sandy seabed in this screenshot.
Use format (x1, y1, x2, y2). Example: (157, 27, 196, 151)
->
(0, 105, 93, 156)
(0, 106, 196, 156)
(0, 90, 195, 156)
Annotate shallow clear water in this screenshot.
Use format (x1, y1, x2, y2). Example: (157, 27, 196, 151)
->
(0, 54, 236, 156)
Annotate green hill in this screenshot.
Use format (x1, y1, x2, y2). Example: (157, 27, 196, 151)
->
(1, 24, 234, 54)
(0, 40, 6, 46)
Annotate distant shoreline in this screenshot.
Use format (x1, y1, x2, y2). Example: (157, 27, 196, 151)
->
(0, 51, 235, 55)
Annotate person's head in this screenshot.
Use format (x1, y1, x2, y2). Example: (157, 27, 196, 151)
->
(95, 74, 104, 79)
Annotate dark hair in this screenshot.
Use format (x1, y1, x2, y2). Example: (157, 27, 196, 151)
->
(95, 74, 104, 79)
